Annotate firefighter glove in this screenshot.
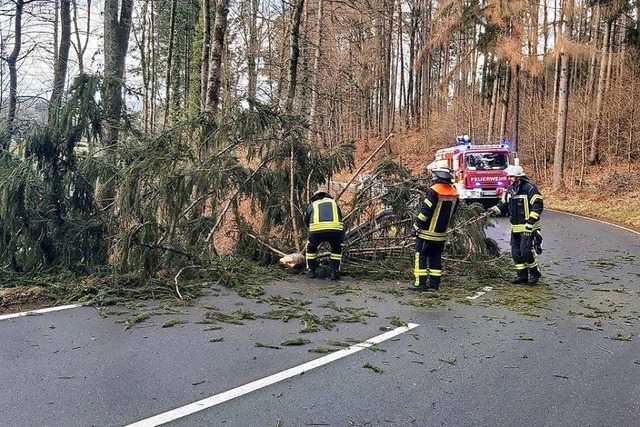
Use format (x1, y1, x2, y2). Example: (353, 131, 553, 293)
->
(523, 223, 533, 236)
(411, 224, 419, 238)
(488, 206, 500, 217)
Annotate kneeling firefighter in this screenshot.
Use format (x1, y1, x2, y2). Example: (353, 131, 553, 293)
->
(489, 165, 544, 285)
(408, 161, 460, 292)
(304, 191, 345, 280)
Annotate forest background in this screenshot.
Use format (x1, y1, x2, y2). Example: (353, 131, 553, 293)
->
(0, 0, 639, 302)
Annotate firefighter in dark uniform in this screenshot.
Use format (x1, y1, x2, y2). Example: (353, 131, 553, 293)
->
(304, 191, 345, 281)
(489, 165, 543, 285)
(407, 162, 460, 292)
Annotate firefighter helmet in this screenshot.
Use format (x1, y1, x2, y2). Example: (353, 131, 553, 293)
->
(310, 190, 332, 202)
(432, 168, 453, 182)
(505, 165, 526, 177)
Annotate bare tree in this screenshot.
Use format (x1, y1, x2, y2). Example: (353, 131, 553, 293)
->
(206, 0, 230, 113)
(2, 0, 26, 150)
(162, 0, 178, 129)
(553, 0, 574, 190)
(49, 0, 71, 119)
(71, 0, 91, 75)
(588, 16, 611, 165)
(102, 0, 134, 147)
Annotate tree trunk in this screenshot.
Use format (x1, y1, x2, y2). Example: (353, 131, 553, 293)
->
(49, 0, 72, 120)
(285, 0, 304, 113)
(511, 64, 520, 154)
(553, 0, 574, 191)
(487, 61, 499, 143)
(247, 0, 259, 105)
(206, 0, 230, 113)
(102, 0, 134, 147)
(200, 0, 212, 111)
(499, 65, 511, 141)
(285, 0, 305, 251)
(307, 0, 323, 141)
(588, 18, 611, 165)
(162, 0, 178, 129)
(2, 0, 24, 150)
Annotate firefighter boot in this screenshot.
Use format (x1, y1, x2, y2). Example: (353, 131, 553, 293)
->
(427, 276, 441, 291)
(407, 275, 429, 292)
(512, 269, 528, 284)
(329, 259, 341, 281)
(528, 267, 541, 285)
(307, 258, 318, 279)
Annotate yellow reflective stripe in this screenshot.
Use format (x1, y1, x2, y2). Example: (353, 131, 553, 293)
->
(429, 200, 443, 232)
(417, 230, 447, 241)
(527, 261, 539, 268)
(414, 253, 428, 285)
(430, 269, 442, 277)
(310, 223, 343, 231)
(530, 194, 543, 204)
(515, 263, 527, 270)
(332, 202, 339, 224)
(306, 253, 317, 260)
(512, 223, 541, 232)
(529, 212, 540, 220)
(417, 213, 428, 222)
(330, 254, 342, 260)
(423, 198, 433, 208)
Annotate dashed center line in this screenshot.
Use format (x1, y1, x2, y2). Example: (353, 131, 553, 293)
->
(124, 322, 420, 427)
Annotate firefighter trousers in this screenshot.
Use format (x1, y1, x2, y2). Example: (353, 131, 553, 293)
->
(414, 239, 445, 289)
(510, 232, 539, 279)
(306, 231, 344, 274)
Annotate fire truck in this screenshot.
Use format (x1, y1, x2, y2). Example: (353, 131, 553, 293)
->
(429, 139, 515, 206)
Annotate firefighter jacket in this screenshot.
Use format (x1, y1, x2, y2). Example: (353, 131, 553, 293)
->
(414, 182, 459, 242)
(494, 178, 543, 233)
(304, 197, 344, 233)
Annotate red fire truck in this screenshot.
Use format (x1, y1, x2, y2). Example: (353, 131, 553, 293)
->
(429, 140, 515, 206)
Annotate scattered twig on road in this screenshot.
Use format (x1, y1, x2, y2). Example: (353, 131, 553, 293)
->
(596, 344, 614, 354)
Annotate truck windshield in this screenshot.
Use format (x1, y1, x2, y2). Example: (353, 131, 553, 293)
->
(464, 152, 508, 170)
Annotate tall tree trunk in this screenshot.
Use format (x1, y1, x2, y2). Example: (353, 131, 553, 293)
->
(247, 0, 259, 105)
(588, 17, 611, 165)
(162, 0, 178, 129)
(307, 0, 323, 141)
(99, 0, 133, 208)
(206, 0, 230, 113)
(553, 0, 574, 191)
(285, 0, 304, 113)
(499, 65, 511, 141)
(586, 5, 601, 97)
(49, 0, 72, 120)
(2, 0, 24, 151)
(511, 64, 520, 154)
(285, 0, 305, 252)
(200, 0, 212, 111)
(487, 61, 499, 142)
(102, 0, 134, 147)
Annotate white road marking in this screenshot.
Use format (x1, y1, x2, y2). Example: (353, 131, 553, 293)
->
(0, 303, 84, 321)
(124, 323, 420, 427)
(466, 286, 493, 300)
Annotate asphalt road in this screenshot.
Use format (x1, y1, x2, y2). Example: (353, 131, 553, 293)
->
(1, 210, 639, 427)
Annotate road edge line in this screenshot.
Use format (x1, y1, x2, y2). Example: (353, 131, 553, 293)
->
(124, 323, 420, 427)
(0, 304, 84, 321)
